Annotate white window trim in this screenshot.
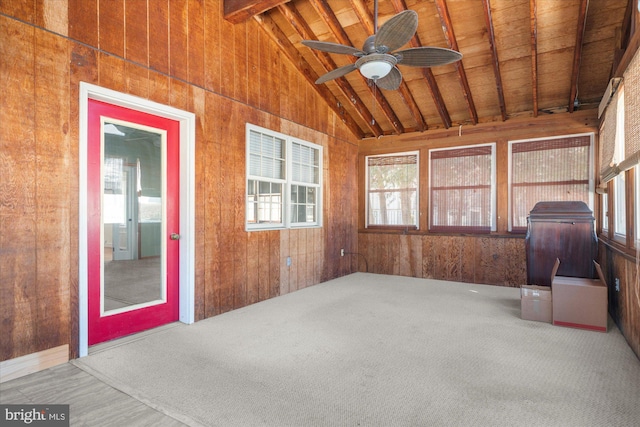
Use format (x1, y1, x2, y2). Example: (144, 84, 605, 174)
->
(428, 143, 497, 232)
(365, 151, 420, 228)
(246, 124, 323, 231)
(507, 132, 595, 232)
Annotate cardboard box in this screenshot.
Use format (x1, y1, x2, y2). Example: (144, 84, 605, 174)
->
(521, 285, 552, 323)
(551, 259, 608, 332)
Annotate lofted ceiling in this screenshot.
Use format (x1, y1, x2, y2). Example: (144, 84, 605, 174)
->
(227, 0, 630, 139)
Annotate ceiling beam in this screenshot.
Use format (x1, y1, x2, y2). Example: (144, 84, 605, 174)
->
(434, 0, 478, 125)
(307, 0, 405, 135)
(481, 0, 507, 121)
(568, 0, 589, 113)
(254, 12, 365, 138)
(224, 0, 291, 24)
(389, 0, 452, 129)
(276, 3, 382, 136)
(348, 0, 427, 132)
(530, 0, 538, 117)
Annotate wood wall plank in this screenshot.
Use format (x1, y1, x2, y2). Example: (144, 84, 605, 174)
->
(125, 0, 148, 66)
(36, 0, 69, 36)
(203, 91, 221, 317)
(204, 0, 222, 92)
(34, 28, 70, 351)
(188, 0, 205, 88)
(69, 0, 97, 46)
(99, 0, 124, 56)
(149, 0, 169, 74)
(0, 17, 37, 360)
(169, 0, 189, 81)
(98, 52, 126, 92)
(191, 85, 207, 320)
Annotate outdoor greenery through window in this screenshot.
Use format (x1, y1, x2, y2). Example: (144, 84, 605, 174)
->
(246, 124, 322, 230)
(429, 144, 496, 233)
(366, 152, 418, 227)
(509, 134, 593, 232)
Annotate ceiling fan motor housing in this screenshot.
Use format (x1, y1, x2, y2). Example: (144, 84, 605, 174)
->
(356, 53, 398, 80)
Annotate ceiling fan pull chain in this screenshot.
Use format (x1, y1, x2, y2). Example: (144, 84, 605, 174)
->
(371, 81, 377, 126)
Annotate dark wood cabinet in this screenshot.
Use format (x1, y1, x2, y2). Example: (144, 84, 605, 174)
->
(525, 201, 597, 286)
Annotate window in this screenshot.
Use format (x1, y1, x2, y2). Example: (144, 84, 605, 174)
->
(429, 144, 496, 233)
(366, 152, 419, 227)
(602, 192, 609, 234)
(246, 124, 322, 230)
(614, 173, 626, 237)
(509, 134, 593, 232)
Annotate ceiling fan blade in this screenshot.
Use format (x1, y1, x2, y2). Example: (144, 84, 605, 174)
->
(374, 10, 418, 53)
(375, 67, 402, 91)
(315, 63, 358, 84)
(395, 47, 463, 67)
(302, 40, 365, 57)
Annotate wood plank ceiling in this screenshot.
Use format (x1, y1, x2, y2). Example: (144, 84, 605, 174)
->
(228, 0, 629, 139)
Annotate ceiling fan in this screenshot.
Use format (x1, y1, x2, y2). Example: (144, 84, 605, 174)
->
(301, 1, 462, 90)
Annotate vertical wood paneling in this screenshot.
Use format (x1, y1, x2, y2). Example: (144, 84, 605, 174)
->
(98, 0, 124, 56)
(149, 0, 169, 74)
(203, 90, 221, 317)
(246, 232, 260, 305)
(68, 0, 97, 46)
(269, 230, 280, 298)
(148, 70, 170, 105)
(203, 0, 221, 92)
(188, 0, 205, 88)
(125, 62, 149, 99)
(257, 232, 269, 301)
(191, 86, 206, 320)
(460, 236, 475, 283)
(0, 0, 35, 22)
(233, 23, 248, 104)
(2, 1, 361, 363)
(169, 0, 189, 81)
(219, 13, 234, 99)
(0, 17, 37, 359)
(289, 229, 300, 291)
(35, 0, 69, 36)
(98, 52, 125, 92)
(124, 0, 148, 66)
(280, 229, 290, 295)
(34, 29, 70, 350)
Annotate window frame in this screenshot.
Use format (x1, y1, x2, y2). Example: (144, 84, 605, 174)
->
(246, 124, 323, 231)
(428, 143, 497, 233)
(507, 133, 595, 233)
(365, 151, 420, 229)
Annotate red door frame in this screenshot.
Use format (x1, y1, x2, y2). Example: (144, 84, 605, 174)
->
(87, 99, 180, 345)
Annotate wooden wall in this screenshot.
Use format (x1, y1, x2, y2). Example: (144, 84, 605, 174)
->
(599, 243, 640, 359)
(357, 110, 600, 288)
(0, 0, 358, 361)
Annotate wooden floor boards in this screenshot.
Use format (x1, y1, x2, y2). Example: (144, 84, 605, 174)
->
(0, 363, 186, 426)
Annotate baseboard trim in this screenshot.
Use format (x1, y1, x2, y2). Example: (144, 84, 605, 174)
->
(0, 344, 69, 383)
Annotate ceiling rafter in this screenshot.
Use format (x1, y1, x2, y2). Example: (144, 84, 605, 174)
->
(530, 0, 539, 117)
(389, 0, 452, 129)
(225, 0, 291, 24)
(568, 0, 589, 113)
(434, 0, 478, 125)
(306, 0, 405, 135)
(276, 3, 382, 136)
(254, 11, 365, 138)
(347, 0, 427, 132)
(481, 0, 507, 121)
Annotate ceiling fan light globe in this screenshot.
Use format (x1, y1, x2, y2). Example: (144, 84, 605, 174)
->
(359, 60, 393, 80)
